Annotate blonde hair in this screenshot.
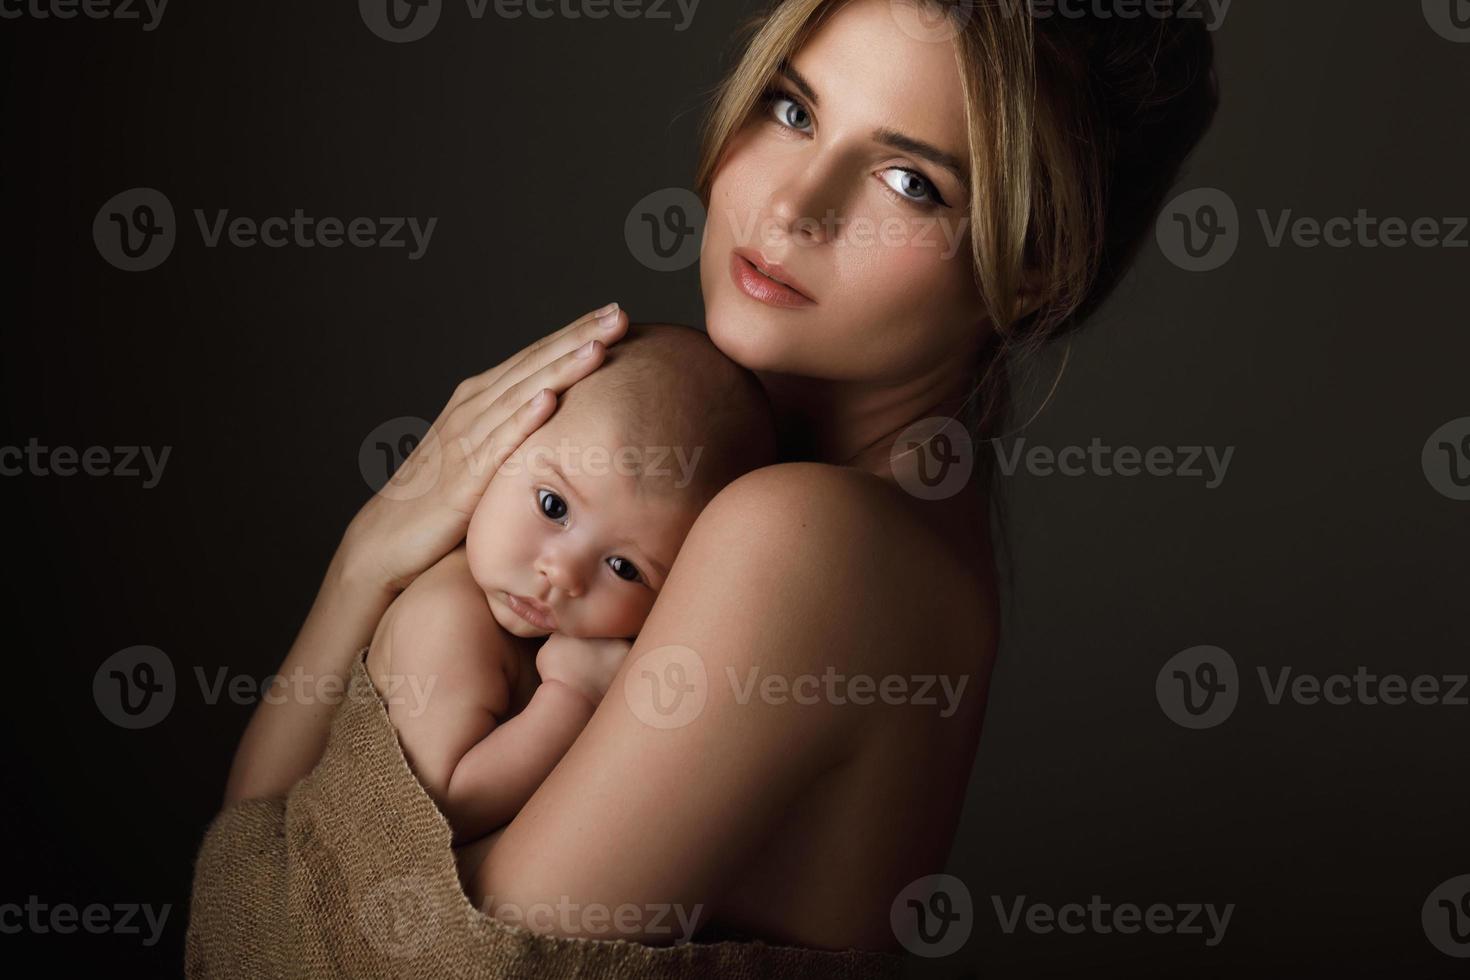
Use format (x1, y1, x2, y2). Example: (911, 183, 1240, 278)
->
(694, 0, 1218, 441)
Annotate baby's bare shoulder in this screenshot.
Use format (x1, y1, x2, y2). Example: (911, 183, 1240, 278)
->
(381, 548, 517, 692)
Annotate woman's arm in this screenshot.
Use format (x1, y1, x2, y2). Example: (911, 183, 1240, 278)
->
(471, 463, 910, 943)
(223, 548, 398, 805)
(222, 303, 630, 806)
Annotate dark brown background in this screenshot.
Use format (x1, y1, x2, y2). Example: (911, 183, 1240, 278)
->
(1, 1, 1466, 976)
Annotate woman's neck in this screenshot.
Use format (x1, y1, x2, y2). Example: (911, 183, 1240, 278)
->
(755, 364, 977, 480)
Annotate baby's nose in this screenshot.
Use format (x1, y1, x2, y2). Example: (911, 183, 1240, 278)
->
(537, 550, 586, 599)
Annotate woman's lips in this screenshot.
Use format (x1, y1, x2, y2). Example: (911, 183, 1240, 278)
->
(504, 592, 557, 632)
(729, 251, 816, 308)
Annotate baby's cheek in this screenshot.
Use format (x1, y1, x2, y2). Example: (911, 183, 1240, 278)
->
(465, 482, 515, 588)
(584, 590, 656, 641)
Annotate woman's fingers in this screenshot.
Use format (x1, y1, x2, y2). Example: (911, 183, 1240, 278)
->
(458, 335, 612, 451)
(452, 303, 627, 412)
(464, 386, 561, 486)
(450, 309, 623, 440)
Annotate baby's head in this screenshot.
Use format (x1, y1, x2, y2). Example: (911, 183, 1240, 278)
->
(466, 323, 776, 640)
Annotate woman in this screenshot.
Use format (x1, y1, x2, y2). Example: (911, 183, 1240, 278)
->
(203, 0, 1217, 968)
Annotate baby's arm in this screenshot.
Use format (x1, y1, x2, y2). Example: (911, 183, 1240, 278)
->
(366, 549, 614, 843)
(366, 548, 522, 835)
(446, 633, 635, 839)
(442, 678, 597, 840)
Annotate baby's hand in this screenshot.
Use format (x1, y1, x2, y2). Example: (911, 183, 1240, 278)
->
(536, 634, 633, 707)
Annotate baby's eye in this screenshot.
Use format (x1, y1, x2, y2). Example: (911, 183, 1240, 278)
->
(606, 556, 643, 584)
(537, 488, 569, 523)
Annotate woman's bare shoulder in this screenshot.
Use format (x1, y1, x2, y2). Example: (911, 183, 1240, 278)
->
(698, 460, 915, 536)
(696, 462, 972, 578)
(677, 462, 989, 666)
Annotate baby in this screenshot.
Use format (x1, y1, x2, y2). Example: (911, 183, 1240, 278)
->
(365, 323, 775, 845)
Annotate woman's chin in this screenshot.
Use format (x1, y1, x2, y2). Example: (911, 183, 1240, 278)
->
(705, 299, 804, 375)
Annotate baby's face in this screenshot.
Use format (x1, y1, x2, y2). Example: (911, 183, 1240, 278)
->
(465, 411, 702, 640)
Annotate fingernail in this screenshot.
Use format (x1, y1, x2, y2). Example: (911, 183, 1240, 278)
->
(578, 339, 599, 358)
(593, 301, 619, 318)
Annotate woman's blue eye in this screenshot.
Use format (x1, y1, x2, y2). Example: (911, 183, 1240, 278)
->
(607, 556, 642, 583)
(537, 488, 568, 522)
(880, 168, 946, 208)
(764, 88, 812, 133)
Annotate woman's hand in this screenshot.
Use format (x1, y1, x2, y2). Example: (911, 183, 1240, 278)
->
(224, 303, 628, 805)
(535, 634, 634, 707)
(341, 303, 629, 594)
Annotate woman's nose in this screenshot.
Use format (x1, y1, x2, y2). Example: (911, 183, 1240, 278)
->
(766, 154, 842, 247)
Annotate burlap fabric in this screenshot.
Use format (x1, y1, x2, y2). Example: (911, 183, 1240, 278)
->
(185, 651, 906, 979)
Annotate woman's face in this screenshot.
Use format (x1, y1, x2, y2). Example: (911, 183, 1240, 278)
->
(700, 0, 987, 386)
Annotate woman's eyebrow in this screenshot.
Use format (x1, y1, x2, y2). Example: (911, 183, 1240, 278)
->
(778, 61, 971, 191)
(873, 129, 971, 191)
